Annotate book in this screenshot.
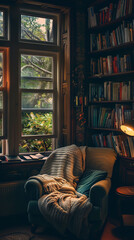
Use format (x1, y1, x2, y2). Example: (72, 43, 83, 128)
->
(107, 55, 112, 74)
(23, 156, 32, 160)
(127, 136, 134, 157)
(88, 7, 97, 28)
(123, 137, 131, 157)
(109, 3, 113, 22)
(112, 135, 122, 154)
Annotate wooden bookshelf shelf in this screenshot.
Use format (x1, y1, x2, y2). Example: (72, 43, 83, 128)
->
(119, 155, 134, 161)
(88, 127, 122, 132)
(90, 41, 134, 56)
(88, 71, 134, 81)
(89, 100, 134, 105)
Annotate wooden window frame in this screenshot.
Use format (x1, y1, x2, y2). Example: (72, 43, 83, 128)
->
(6, 3, 61, 156)
(0, 2, 71, 157)
(19, 51, 58, 143)
(19, 10, 58, 46)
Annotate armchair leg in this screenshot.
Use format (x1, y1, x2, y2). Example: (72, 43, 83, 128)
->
(31, 224, 37, 233)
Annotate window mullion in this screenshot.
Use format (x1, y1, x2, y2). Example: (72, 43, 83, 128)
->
(7, 4, 20, 156)
(3, 48, 9, 141)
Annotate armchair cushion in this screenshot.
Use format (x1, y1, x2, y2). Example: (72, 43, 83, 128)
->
(76, 169, 107, 197)
(85, 147, 117, 178)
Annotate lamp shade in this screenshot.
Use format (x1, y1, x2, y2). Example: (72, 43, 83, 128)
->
(120, 120, 134, 136)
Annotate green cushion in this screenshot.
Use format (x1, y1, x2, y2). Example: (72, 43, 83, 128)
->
(76, 170, 107, 197)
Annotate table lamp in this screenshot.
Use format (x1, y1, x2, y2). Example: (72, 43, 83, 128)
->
(120, 120, 134, 136)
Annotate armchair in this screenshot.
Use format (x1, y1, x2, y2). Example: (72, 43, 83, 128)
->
(24, 146, 117, 238)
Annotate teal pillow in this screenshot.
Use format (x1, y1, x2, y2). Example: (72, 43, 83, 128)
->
(76, 170, 107, 197)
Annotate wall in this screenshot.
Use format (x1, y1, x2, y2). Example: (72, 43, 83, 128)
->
(71, 0, 87, 146)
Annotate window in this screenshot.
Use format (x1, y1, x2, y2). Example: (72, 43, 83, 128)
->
(20, 53, 57, 153)
(0, 11, 4, 37)
(0, 50, 8, 154)
(0, 3, 61, 156)
(21, 14, 55, 43)
(0, 8, 8, 39)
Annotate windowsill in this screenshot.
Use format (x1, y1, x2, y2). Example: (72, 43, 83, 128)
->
(0, 151, 51, 164)
(0, 152, 51, 182)
(0, 158, 46, 164)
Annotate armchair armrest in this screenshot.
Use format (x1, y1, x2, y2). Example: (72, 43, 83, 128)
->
(89, 178, 111, 206)
(24, 179, 43, 201)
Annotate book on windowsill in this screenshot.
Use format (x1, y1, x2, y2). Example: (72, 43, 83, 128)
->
(29, 154, 45, 160)
(22, 154, 47, 161)
(5, 155, 22, 162)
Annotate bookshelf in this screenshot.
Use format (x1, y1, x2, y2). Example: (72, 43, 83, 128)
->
(87, 0, 134, 159)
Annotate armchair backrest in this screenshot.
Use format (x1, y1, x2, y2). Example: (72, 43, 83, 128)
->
(85, 147, 117, 178)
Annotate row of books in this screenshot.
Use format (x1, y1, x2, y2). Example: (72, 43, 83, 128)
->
(89, 81, 132, 102)
(89, 104, 133, 129)
(88, 0, 132, 28)
(89, 83, 104, 102)
(90, 54, 132, 75)
(116, 0, 132, 19)
(92, 133, 134, 158)
(90, 20, 134, 52)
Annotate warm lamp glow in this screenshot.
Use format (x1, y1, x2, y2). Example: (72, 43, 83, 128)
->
(120, 120, 134, 136)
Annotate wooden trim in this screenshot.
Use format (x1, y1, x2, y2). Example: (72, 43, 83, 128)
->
(60, 8, 71, 146)
(21, 134, 56, 139)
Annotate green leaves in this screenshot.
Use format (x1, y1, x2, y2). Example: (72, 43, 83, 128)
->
(20, 112, 52, 152)
(19, 138, 52, 153)
(22, 112, 52, 135)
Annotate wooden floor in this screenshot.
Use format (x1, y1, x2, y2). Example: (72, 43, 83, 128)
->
(101, 218, 134, 240)
(0, 215, 134, 240)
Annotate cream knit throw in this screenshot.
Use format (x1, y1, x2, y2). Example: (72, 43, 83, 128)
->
(29, 145, 92, 239)
(40, 144, 86, 188)
(37, 175, 92, 239)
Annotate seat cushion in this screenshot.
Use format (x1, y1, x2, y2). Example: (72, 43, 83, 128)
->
(76, 170, 107, 197)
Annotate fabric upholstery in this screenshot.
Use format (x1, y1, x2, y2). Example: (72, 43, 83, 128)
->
(89, 178, 111, 206)
(85, 147, 117, 178)
(24, 179, 43, 201)
(25, 146, 117, 238)
(76, 170, 107, 197)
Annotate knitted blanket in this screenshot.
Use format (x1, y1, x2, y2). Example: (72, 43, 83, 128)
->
(37, 175, 92, 239)
(30, 145, 92, 239)
(40, 144, 86, 188)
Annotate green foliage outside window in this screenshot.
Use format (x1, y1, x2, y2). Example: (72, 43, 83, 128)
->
(0, 12, 3, 37)
(22, 112, 52, 135)
(19, 138, 52, 153)
(20, 112, 52, 152)
(21, 15, 53, 42)
(19, 14, 54, 153)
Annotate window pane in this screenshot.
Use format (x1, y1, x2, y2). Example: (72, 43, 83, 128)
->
(19, 138, 52, 153)
(22, 92, 53, 109)
(0, 112, 2, 136)
(22, 112, 53, 136)
(21, 77, 53, 89)
(21, 15, 53, 42)
(0, 140, 2, 153)
(0, 52, 3, 87)
(21, 55, 53, 79)
(0, 12, 3, 37)
(0, 91, 3, 109)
